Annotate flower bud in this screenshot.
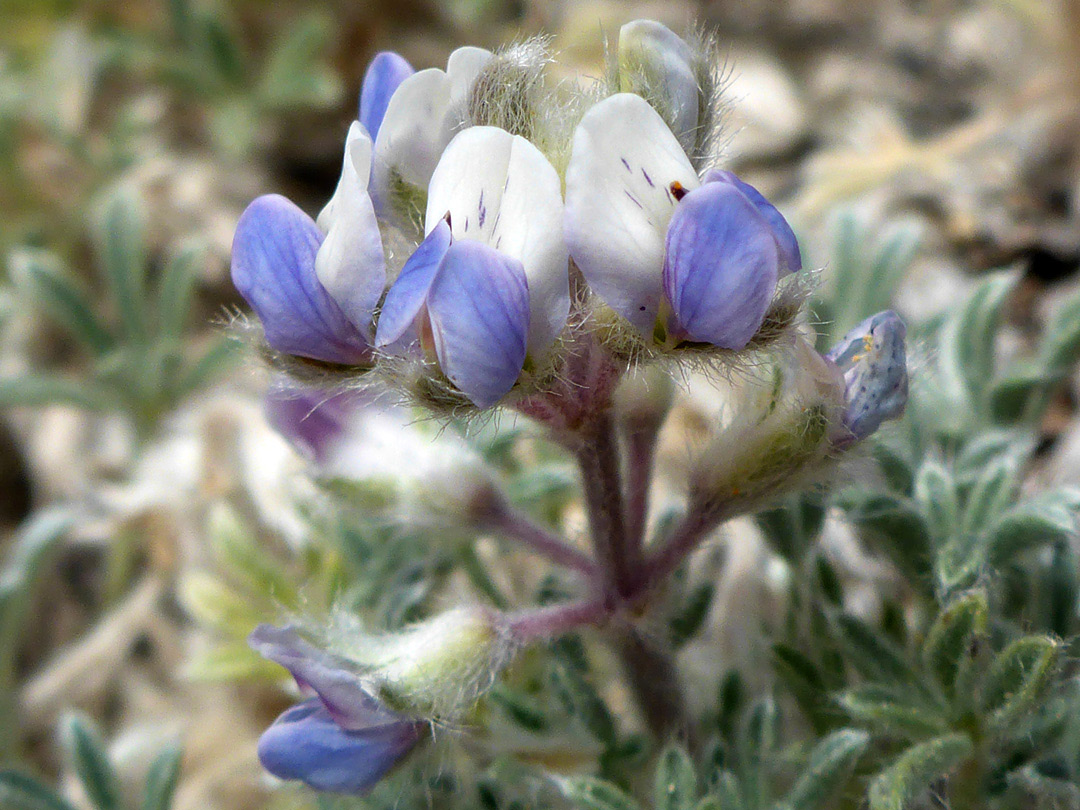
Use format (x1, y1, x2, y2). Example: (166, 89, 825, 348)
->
(333, 607, 514, 716)
(359, 51, 414, 140)
(690, 337, 845, 515)
(826, 310, 909, 444)
(617, 20, 700, 153)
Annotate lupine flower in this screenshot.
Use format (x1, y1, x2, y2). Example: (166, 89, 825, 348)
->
(826, 310, 909, 443)
(249, 624, 426, 794)
(564, 92, 800, 347)
(376, 125, 569, 407)
(231, 194, 376, 365)
(358, 51, 414, 140)
(232, 117, 385, 365)
(371, 46, 493, 230)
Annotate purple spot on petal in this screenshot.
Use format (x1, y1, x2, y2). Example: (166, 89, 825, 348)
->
(624, 190, 643, 209)
(642, 168, 654, 187)
(621, 157, 632, 172)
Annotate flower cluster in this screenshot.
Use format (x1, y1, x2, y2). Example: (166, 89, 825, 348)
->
(232, 19, 911, 798)
(231, 20, 807, 410)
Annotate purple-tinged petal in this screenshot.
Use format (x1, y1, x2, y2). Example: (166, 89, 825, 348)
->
(826, 310, 908, 441)
(359, 52, 414, 141)
(231, 195, 371, 365)
(375, 219, 453, 349)
(257, 698, 424, 794)
(249, 624, 387, 730)
(264, 383, 365, 466)
(426, 240, 529, 408)
(663, 182, 780, 349)
(703, 169, 802, 275)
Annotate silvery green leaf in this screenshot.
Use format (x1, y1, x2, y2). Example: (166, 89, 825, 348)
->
(934, 530, 984, 593)
(739, 698, 778, 810)
(780, 728, 869, 810)
(952, 429, 1033, 485)
(921, 591, 987, 701)
(703, 770, 743, 810)
(838, 684, 948, 739)
(0, 770, 80, 810)
(156, 239, 203, 340)
(1041, 283, 1080, 372)
(867, 733, 973, 810)
(989, 361, 1051, 423)
(986, 499, 1076, 568)
(841, 494, 932, 584)
(771, 644, 835, 733)
(488, 685, 549, 732)
(833, 614, 920, 688)
(10, 249, 113, 355)
(174, 335, 239, 397)
(559, 777, 641, 810)
(141, 744, 182, 810)
(937, 271, 1017, 416)
(94, 185, 148, 345)
(62, 714, 120, 810)
(981, 636, 1060, 737)
(961, 455, 1021, 536)
(550, 663, 617, 745)
(654, 744, 697, 810)
(669, 582, 714, 647)
(913, 458, 958, 546)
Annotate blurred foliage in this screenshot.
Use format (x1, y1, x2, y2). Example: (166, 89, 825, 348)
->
(0, 184, 237, 438)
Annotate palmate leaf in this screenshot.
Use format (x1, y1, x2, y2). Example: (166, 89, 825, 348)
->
(867, 733, 973, 810)
(838, 684, 949, 740)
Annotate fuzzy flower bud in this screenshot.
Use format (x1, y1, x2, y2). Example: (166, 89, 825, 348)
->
(689, 337, 845, 515)
(825, 310, 909, 444)
(617, 20, 700, 153)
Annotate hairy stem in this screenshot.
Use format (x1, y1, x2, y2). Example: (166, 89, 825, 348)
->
(575, 411, 636, 599)
(484, 498, 598, 576)
(506, 599, 609, 641)
(623, 416, 661, 568)
(640, 504, 722, 589)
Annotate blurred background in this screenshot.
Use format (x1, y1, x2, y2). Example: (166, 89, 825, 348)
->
(1, 1, 1079, 809)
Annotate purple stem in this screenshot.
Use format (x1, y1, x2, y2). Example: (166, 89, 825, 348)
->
(622, 417, 660, 572)
(639, 505, 721, 591)
(575, 411, 636, 599)
(485, 498, 599, 577)
(506, 599, 610, 641)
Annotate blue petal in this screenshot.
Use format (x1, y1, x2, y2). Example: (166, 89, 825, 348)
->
(826, 310, 908, 441)
(249, 624, 388, 730)
(427, 240, 529, 408)
(375, 220, 453, 349)
(257, 699, 424, 794)
(703, 170, 801, 275)
(231, 195, 371, 364)
(662, 182, 780, 349)
(359, 52, 415, 141)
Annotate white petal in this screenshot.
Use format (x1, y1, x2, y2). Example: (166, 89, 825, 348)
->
(564, 93, 698, 334)
(371, 46, 492, 232)
(314, 123, 385, 338)
(425, 126, 569, 355)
